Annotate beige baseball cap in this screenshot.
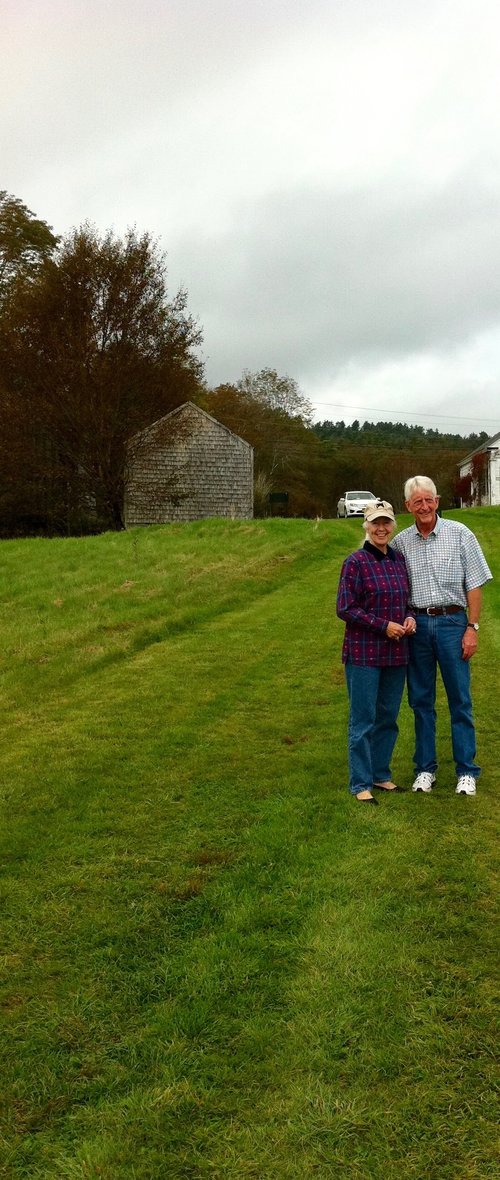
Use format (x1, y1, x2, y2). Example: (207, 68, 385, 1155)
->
(364, 499, 396, 524)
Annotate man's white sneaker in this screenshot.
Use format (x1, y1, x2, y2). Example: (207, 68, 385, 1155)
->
(456, 775, 477, 796)
(412, 772, 436, 793)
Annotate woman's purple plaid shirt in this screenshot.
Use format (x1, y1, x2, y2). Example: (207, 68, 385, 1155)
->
(336, 542, 413, 666)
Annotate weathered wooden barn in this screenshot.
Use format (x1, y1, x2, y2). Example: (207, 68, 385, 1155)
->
(124, 402, 253, 526)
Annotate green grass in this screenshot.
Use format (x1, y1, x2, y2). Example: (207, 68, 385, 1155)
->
(1, 512, 498, 1179)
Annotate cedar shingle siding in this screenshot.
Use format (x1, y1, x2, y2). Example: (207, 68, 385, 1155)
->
(124, 402, 253, 526)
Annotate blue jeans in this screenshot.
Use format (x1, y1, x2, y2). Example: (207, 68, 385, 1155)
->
(345, 662, 407, 795)
(407, 611, 479, 778)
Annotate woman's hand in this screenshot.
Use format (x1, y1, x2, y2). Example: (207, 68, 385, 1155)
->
(402, 616, 417, 635)
(386, 621, 406, 640)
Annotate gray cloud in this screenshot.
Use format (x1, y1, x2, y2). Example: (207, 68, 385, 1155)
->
(175, 174, 500, 386)
(3, 0, 500, 432)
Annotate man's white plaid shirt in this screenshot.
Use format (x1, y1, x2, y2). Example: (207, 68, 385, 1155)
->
(391, 516, 492, 609)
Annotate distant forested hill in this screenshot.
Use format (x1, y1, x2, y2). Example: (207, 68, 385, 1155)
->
(313, 419, 488, 450)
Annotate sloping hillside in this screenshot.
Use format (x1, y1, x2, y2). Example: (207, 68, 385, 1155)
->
(1, 514, 498, 1179)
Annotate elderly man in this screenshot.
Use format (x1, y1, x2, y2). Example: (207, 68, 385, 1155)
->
(392, 476, 492, 796)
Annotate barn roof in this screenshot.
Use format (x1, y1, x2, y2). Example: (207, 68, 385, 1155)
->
(127, 401, 253, 450)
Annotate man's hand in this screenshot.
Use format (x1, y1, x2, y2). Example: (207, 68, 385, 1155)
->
(465, 589, 482, 657)
(462, 629, 478, 661)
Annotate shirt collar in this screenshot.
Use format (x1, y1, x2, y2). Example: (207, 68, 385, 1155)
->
(363, 540, 397, 561)
(414, 513, 442, 538)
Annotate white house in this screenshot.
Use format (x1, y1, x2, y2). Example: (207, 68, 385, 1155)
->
(458, 430, 500, 506)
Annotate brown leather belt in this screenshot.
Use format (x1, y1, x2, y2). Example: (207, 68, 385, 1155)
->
(413, 605, 464, 616)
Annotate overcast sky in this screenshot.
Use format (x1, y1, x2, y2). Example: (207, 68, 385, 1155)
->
(3, 0, 500, 434)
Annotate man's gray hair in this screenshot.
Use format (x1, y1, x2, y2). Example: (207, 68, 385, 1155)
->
(404, 475, 437, 501)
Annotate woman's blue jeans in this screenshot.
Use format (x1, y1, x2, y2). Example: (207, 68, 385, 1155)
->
(344, 662, 407, 795)
(407, 611, 479, 778)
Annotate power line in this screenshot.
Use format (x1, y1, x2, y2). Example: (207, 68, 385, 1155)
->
(311, 401, 499, 426)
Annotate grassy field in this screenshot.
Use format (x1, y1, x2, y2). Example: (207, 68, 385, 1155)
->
(1, 511, 498, 1179)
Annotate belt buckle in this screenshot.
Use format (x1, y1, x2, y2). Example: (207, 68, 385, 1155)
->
(426, 606, 435, 615)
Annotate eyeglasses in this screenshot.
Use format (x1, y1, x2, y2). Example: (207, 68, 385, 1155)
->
(410, 498, 436, 508)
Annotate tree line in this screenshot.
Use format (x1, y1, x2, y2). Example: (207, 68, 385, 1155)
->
(0, 191, 484, 536)
(313, 418, 487, 450)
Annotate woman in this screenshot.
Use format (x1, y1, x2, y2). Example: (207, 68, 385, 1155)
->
(336, 500, 416, 804)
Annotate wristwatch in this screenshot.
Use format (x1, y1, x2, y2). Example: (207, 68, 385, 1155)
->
(467, 622, 479, 631)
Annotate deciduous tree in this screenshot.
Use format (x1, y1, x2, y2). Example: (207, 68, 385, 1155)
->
(206, 380, 328, 516)
(0, 222, 203, 533)
(237, 368, 313, 425)
(0, 190, 58, 304)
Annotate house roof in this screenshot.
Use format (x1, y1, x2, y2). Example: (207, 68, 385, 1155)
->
(127, 401, 253, 450)
(458, 429, 500, 466)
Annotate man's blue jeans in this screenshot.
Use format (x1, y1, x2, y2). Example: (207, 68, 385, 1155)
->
(345, 662, 407, 795)
(407, 611, 479, 778)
